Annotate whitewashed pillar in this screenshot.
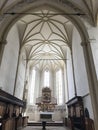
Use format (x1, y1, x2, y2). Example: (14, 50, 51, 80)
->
(81, 41, 98, 130)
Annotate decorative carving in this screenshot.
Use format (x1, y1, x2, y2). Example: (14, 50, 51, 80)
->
(66, 96, 85, 130)
(0, 40, 7, 45)
(36, 87, 57, 112)
(81, 41, 89, 47)
(42, 87, 51, 103)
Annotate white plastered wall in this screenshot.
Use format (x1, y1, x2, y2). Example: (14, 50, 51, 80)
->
(0, 24, 20, 95)
(72, 27, 89, 96)
(84, 23, 98, 119)
(14, 50, 26, 99)
(72, 26, 94, 119)
(86, 24, 98, 80)
(66, 48, 75, 99)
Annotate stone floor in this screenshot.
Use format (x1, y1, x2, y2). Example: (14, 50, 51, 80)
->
(21, 126, 71, 130)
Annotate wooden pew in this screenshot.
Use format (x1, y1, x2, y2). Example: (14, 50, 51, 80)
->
(85, 118, 95, 130)
(2, 118, 15, 130)
(22, 116, 28, 127)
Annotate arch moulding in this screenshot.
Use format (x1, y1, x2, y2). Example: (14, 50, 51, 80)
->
(0, 1, 98, 130)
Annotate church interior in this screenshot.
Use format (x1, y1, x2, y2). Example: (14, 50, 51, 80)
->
(0, 0, 98, 130)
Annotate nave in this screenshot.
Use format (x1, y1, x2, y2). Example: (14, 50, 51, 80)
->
(21, 126, 70, 130)
(0, 0, 98, 130)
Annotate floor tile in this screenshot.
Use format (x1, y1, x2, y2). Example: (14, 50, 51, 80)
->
(22, 126, 70, 130)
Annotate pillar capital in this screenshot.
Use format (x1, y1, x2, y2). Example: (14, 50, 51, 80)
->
(0, 39, 7, 65)
(0, 39, 7, 45)
(81, 41, 90, 47)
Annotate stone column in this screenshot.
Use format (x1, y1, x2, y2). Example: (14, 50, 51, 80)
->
(64, 62, 69, 101)
(25, 63, 30, 105)
(70, 51, 77, 96)
(22, 61, 28, 101)
(53, 70, 57, 98)
(81, 41, 98, 130)
(13, 49, 21, 95)
(0, 40, 7, 65)
(62, 68, 65, 103)
(38, 70, 41, 97)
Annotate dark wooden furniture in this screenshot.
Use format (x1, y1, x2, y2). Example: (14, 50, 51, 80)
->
(85, 117, 95, 130)
(66, 96, 85, 130)
(0, 89, 28, 130)
(22, 116, 28, 127)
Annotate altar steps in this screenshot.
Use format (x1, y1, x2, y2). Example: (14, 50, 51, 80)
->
(28, 122, 64, 126)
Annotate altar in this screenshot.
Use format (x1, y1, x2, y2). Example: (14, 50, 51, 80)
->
(40, 111, 54, 121)
(36, 87, 57, 121)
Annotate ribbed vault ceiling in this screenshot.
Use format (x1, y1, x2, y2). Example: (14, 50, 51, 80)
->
(0, 0, 98, 70)
(17, 9, 73, 70)
(0, 0, 98, 25)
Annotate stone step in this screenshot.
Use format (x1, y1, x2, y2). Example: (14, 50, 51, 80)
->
(28, 122, 64, 126)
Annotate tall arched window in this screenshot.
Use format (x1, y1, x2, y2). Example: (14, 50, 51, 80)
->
(44, 70, 50, 87)
(30, 69, 36, 104)
(56, 69, 63, 105)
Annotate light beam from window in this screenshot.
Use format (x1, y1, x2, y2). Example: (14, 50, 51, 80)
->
(44, 70, 50, 87)
(30, 69, 36, 104)
(56, 69, 63, 105)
